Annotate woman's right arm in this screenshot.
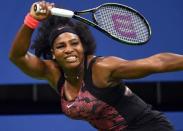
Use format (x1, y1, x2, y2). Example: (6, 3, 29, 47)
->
(9, 1, 54, 80)
(9, 24, 48, 79)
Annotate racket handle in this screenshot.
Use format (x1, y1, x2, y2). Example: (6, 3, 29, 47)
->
(34, 4, 74, 18)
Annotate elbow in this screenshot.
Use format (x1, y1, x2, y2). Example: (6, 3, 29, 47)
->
(9, 52, 14, 61)
(9, 52, 20, 64)
(9, 47, 16, 62)
(9, 53, 16, 64)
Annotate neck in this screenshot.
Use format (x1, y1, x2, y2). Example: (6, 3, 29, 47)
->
(63, 64, 84, 82)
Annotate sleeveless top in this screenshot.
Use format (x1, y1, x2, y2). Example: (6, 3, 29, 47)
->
(56, 56, 173, 130)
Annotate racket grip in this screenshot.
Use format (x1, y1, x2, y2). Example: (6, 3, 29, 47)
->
(34, 4, 74, 18)
(51, 8, 74, 18)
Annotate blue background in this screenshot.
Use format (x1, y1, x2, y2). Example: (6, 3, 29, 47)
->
(0, 112, 182, 131)
(1, 0, 183, 84)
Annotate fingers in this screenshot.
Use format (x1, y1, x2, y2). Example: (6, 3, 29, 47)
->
(48, 3, 55, 10)
(29, 1, 55, 21)
(35, 1, 55, 14)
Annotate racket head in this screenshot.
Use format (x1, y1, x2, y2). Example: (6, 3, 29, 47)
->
(93, 3, 152, 45)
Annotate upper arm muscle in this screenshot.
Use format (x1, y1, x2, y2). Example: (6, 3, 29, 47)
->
(12, 52, 49, 79)
(109, 57, 159, 80)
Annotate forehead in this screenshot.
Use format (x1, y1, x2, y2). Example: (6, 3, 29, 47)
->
(55, 32, 79, 42)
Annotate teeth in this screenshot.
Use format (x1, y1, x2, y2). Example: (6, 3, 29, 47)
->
(65, 56, 77, 62)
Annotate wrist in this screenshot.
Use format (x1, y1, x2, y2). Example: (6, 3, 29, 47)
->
(24, 13, 40, 29)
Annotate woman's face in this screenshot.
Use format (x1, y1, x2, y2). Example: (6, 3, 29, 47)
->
(52, 32, 84, 69)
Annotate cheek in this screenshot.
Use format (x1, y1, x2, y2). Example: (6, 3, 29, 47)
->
(54, 49, 63, 55)
(78, 48, 85, 59)
(78, 44, 85, 53)
(80, 48, 84, 54)
(53, 51, 63, 60)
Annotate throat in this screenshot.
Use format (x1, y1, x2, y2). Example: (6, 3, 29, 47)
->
(63, 65, 84, 82)
(64, 73, 80, 80)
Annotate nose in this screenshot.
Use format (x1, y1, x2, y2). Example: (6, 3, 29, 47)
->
(64, 44, 74, 54)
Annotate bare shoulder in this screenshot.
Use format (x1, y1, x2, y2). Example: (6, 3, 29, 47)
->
(91, 56, 126, 88)
(93, 56, 126, 69)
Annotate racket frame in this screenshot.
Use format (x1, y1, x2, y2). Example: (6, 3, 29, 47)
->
(34, 3, 152, 45)
(75, 3, 152, 45)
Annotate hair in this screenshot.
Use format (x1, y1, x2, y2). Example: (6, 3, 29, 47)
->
(31, 16, 96, 59)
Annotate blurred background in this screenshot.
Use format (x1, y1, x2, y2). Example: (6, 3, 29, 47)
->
(0, 0, 183, 130)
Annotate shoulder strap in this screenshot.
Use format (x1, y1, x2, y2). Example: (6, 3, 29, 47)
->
(84, 56, 99, 82)
(87, 56, 99, 72)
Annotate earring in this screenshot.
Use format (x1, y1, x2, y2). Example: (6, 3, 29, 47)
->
(52, 55, 55, 59)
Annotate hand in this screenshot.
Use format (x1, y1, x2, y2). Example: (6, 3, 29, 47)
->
(29, 1, 55, 21)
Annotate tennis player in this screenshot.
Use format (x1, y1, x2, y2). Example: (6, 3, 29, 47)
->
(9, 1, 182, 130)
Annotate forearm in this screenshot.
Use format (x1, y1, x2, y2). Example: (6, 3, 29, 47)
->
(151, 53, 183, 72)
(111, 53, 183, 80)
(9, 24, 34, 60)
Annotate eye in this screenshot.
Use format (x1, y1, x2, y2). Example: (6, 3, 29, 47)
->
(71, 41, 79, 46)
(56, 44, 65, 49)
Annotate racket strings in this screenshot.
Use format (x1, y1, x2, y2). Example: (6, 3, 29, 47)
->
(94, 5, 150, 43)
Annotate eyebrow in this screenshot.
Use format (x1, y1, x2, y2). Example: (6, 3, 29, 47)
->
(55, 38, 79, 46)
(69, 38, 79, 42)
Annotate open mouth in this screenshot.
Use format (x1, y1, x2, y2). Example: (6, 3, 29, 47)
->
(65, 55, 78, 63)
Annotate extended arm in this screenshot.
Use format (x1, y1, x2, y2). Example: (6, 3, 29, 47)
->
(107, 53, 183, 80)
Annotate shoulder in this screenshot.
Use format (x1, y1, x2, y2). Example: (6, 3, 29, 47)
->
(90, 56, 126, 88)
(93, 56, 127, 69)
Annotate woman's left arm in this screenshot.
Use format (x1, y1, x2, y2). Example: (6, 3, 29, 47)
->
(109, 53, 183, 80)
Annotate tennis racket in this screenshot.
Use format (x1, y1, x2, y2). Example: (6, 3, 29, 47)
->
(34, 3, 151, 45)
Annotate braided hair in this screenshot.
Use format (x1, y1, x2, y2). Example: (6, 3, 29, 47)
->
(31, 16, 96, 59)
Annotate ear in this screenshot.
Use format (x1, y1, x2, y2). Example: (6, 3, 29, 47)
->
(51, 49, 55, 59)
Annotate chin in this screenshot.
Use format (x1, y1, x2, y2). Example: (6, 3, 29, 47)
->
(65, 62, 81, 69)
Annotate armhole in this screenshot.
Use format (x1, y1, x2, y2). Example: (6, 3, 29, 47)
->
(84, 56, 126, 105)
